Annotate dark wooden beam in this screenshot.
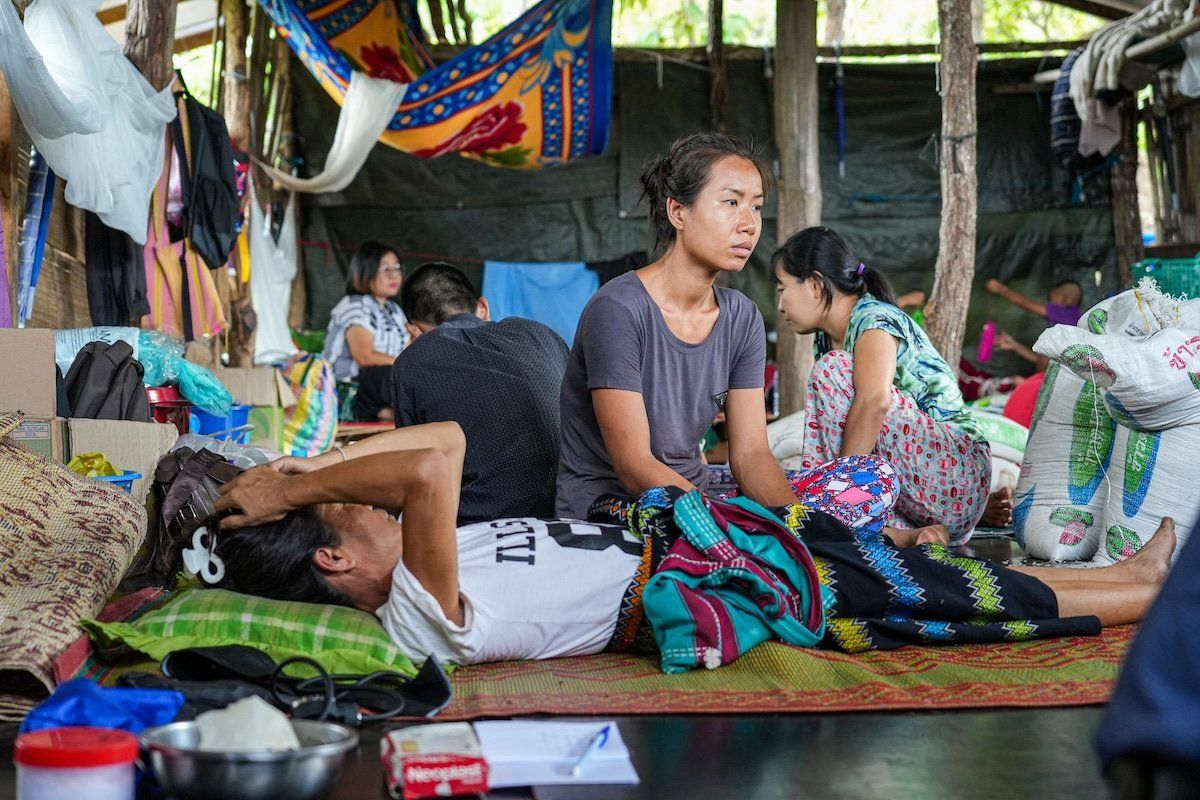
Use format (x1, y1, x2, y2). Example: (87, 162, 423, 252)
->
(1044, 0, 1143, 21)
(97, 5, 127, 26)
(174, 29, 214, 54)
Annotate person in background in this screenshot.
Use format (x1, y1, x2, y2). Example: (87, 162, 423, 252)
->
(774, 227, 992, 544)
(985, 277, 1084, 372)
(391, 262, 567, 523)
(556, 133, 801, 523)
(323, 241, 410, 422)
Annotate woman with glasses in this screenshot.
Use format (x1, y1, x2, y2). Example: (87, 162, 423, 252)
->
(323, 240, 409, 421)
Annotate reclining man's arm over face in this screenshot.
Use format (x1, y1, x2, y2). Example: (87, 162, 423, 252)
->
(216, 422, 467, 623)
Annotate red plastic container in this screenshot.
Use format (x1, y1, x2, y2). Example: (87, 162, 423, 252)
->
(146, 386, 191, 435)
(15, 727, 138, 800)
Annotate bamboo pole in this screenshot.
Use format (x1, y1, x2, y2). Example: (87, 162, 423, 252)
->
(773, 0, 819, 417)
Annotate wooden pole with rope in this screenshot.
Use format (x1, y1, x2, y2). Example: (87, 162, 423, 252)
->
(925, 0, 979, 363)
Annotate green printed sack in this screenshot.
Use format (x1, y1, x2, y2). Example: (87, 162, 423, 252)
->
(1013, 365, 1113, 561)
(1089, 424, 1199, 567)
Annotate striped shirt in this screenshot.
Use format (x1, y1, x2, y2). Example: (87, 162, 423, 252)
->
(323, 294, 410, 381)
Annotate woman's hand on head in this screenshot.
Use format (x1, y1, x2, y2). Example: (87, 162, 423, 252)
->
(215, 466, 300, 529)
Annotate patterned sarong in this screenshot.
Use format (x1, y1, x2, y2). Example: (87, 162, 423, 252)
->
(261, 0, 613, 167)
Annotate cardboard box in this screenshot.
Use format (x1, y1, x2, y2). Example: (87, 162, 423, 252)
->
(215, 366, 296, 450)
(382, 724, 489, 800)
(0, 329, 58, 417)
(67, 419, 179, 504)
(10, 417, 68, 462)
(0, 330, 67, 461)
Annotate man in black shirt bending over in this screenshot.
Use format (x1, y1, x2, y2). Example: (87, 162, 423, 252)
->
(393, 263, 568, 523)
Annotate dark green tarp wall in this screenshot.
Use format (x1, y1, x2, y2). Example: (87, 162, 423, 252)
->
(294, 53, 1117, 375)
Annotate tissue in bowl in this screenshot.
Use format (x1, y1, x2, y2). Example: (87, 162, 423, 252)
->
(196, 696, 301, 752)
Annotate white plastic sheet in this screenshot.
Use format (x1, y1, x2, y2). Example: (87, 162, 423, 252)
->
(248, 181, 300, 365)
(0, 0, 104, 138)
(0, 0, 176, 244)
(261, 71, 407, 194)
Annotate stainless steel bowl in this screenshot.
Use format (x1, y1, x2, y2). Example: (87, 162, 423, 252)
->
(140, 719, 359, 800)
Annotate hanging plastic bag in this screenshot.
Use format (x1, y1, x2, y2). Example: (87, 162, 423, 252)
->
(138, 330, 186, 387)
(0, 0, 104, 139)
(1181, 30, 1200, 98)
(18, 0, 176, 243)
(177, 359, 232, 417)
(281, 355, 338, 457)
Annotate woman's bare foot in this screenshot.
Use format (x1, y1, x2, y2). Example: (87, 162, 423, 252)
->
(1110, 518, 1176, 584)
(883, 524, 949, 547)
(979, 488, 1013, 528)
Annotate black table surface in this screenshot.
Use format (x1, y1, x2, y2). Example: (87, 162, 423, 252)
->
(3, 706, 1107, 800)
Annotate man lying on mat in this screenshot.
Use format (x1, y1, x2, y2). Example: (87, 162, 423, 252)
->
(192, 423, 1174, 666)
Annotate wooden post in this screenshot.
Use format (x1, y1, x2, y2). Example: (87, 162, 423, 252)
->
(707, 0, 728, 134)
(925, 0, 978, 363)
(222, 0, 251, 151)
(122, 0, 180, 90)
(1110, 100, 1143, 288)
(0, 68, 14, 326)
(220, 0, 256, 367)
(773, 0, 820, 418)
(824, 0, 844, 46)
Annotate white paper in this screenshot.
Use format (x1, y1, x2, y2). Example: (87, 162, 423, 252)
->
(54, 326, 140, 374)
(474, 721, 639, 788)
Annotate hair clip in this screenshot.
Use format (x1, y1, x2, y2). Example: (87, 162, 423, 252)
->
(856, 262, 866, 276)
(181, 526, 226, 584)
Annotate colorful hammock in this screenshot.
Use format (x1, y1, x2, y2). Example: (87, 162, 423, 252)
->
(260, 0, 613, 168)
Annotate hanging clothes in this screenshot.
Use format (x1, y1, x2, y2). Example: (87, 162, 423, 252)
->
(85, 212, 149, 327)
(0, 201, 9, 328)
(261, 72, 407, 194)
(1069, 0, 1189, 125)
(2, 0, 175, 244)
(482, 261, 598, 348)
(17, 152, 55, 328)
(260, 0, 613, 170)
(248, 181, 299, 365)
(141, 132, 226, 341)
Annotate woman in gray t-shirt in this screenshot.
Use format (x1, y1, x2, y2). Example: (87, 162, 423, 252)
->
(556, 133, 799, 520)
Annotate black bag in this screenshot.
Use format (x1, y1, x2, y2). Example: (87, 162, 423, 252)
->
(63, 340, 151, 421)
(172, 76, 240, 269)
(119, 645, 453, 725)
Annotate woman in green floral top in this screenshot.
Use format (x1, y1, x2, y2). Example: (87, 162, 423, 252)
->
(773, 227, 991, 543)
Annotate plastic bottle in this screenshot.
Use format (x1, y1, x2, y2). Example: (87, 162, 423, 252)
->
(15, 727, 138, 800)
(977, 320, 996, 363)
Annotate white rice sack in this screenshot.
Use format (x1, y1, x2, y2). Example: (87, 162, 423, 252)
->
(1090, 424, 1199, 566)
(1013, 362, 1115, 561)
(1035, 324, 1200, 431)
(1079, 278, 1200, 337)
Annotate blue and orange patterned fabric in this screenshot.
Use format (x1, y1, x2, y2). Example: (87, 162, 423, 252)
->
(259, 0, 613, 168)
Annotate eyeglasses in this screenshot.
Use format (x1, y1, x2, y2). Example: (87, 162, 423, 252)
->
(377, 265, 403, 275)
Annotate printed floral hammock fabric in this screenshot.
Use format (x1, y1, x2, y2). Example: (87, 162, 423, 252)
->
(260, 0, 613, 168)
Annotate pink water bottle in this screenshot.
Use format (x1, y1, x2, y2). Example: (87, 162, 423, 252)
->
(978, 321, 996, 363)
